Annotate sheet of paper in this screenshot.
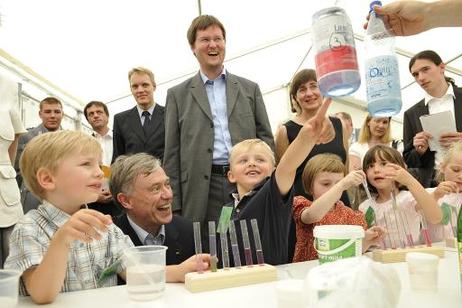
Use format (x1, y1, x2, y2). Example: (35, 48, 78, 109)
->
(419, 111, 457, 151)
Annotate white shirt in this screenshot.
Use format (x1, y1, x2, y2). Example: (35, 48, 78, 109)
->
(424, 83, 456, 166)
(93, 130, 113, 166)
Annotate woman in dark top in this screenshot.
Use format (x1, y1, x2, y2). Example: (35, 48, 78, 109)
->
(274, 69, 349, 262)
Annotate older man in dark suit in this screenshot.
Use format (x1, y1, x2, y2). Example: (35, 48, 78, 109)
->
(164, 15, 274, 226)
(404, 50, 462, 187)
(112, 67, 165, 163)
(111, 153, 195, 266)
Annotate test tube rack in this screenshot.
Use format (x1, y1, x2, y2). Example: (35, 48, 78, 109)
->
(185, 264, 277, 293)
(372, 245, 445, 263)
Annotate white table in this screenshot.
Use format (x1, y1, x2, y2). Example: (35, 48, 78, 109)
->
(18, 249, 462, 307)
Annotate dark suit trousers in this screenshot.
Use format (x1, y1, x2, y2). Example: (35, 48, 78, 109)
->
(206, 174, 234, 225)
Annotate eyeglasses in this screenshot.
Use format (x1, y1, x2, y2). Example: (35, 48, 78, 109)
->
(196, 36, 225, 45)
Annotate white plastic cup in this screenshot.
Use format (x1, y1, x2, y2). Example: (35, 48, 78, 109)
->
(124, 245, 168, 301)
(406, 252, 439, 293)
(275, 279, 305, 308)
(0, 269, 21, 307)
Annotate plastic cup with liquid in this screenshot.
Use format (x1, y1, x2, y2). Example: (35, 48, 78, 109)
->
(0, 269, 21, 307)
(124, 245, 168, 301)
(406, 252, 439, 293)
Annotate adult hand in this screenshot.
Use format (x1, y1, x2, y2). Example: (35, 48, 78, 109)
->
(413, 131, 432, 155)
(363, 1, 429, 36)
(96, 188, 112, 203)
(302, 98, 335, 144)
(54, 209, 112, 246)
(174, 254, 211, 282)
(439, 132, 462, 149)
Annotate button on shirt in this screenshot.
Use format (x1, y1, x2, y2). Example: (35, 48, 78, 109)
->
(200, 70, 232, 165)
(424, 83, 456, 166)
(4, 201, 133, 295)
(127, 215, 165, 245)
(93, 130, 113, 166)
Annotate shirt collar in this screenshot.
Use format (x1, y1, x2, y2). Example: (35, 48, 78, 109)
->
(136, 104, 155, 118)
(93, 129, 112, 139)
(39, 200, 72, 228)
(199, 68, 227, 84)
(424, 83, 455, 105)
(126, 215, 165, 244)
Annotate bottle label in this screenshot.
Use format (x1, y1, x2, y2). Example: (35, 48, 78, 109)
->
(366, 55, 402, 101)
(315, 46, 359, 78)
(312, 14, 355, 52)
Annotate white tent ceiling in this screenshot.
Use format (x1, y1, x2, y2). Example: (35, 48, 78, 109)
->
(1, 0, 461, 130)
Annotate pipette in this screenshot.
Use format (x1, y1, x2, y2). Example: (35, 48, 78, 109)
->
(193, 222, 205, 273)
(363, 180, 387, 248)
(220, 231, 230, 269)
(208, 221, 218, 272)
(239, 220, 253, 266)
(250, 219, 265, 265)
(384, 210, 397, 249)
(390, 188, 407, 248)
(228, 220, 241, 267)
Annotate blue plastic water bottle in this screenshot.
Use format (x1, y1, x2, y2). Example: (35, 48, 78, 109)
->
(312, 6, 361, 97)
(365, 1, 402, 116)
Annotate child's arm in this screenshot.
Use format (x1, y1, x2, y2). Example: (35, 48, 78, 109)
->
(276, 98, 333, 196)
(363, 226, 386, 252)
(300, 170, 365, 224)
(385, 163, 442, 224)
(432, 181, 458, 200)
(22, 209, 112, 304)
(166, 254, 211, 282)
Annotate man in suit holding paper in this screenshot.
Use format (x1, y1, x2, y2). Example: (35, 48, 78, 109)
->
(403, 50, 462, 187)
(164, 15, 274, 225)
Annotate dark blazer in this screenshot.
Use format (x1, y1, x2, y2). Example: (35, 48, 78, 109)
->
(114, 214, 195, 265)
(112, 105, 165, 163)
(403, 85, 462, 186)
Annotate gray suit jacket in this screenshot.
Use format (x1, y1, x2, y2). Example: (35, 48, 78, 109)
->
(164, 72, 274, 222)
(15, 124, 58, 213)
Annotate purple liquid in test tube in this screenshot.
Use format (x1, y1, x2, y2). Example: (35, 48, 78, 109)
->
(250, 219, 265, 265)
(239, 220, 253, 266)
(229, 221, 241, 267)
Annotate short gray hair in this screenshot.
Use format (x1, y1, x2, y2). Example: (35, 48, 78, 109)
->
(110, 153, 161, 198)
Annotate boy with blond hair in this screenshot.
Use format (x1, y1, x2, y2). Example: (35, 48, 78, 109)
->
(5, 131, 133, 304)
(224, 99, 334, 265)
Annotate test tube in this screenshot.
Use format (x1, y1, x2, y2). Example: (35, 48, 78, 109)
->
(384, 210, 397, 249)
(390, 189, 406, 248)
(250, 219, 265, 265)
(420, 213, 432, 247)
(239, 220, 253, 266)
(193, 222, 204, 273)
(228, 221, 241, 268)
(220, 231, 230, 270)
(208, 221, 218, 272)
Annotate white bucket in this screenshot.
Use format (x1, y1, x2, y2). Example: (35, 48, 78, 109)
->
(313, 225, 364, 264)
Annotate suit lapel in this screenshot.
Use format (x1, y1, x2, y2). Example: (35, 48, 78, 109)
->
(226, 73, 239, 117)
(128, 107, 146, 142)
(120, 215, 143, 246)
(146, 105, 163, 140)
(164, 220, 180, 264)
(414, 99, 429, 131)
(190, 73, 213, 120)
(453, 87, 462, 131)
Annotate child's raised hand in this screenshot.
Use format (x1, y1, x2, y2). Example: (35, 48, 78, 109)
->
(54, 209, 112, 247)
(433, 181, 459, 200)
(302, 98, 334, 144)
(384, 163, 413, 186)
(342, 170, 366, 190)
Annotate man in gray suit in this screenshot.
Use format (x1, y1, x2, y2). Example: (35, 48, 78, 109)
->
(15, 97, 63, 212)
(164, 15, 274, 225)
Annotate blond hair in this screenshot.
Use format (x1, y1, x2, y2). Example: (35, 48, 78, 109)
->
(357, 115, 392, 144)
(229, 139, 275, 167)
(110, 153, 161, 197)
(438, 140, 462, 182)
(19, 130, 102, 200)
(302, 153, 346, 194)
(128, 67, 156, 86)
